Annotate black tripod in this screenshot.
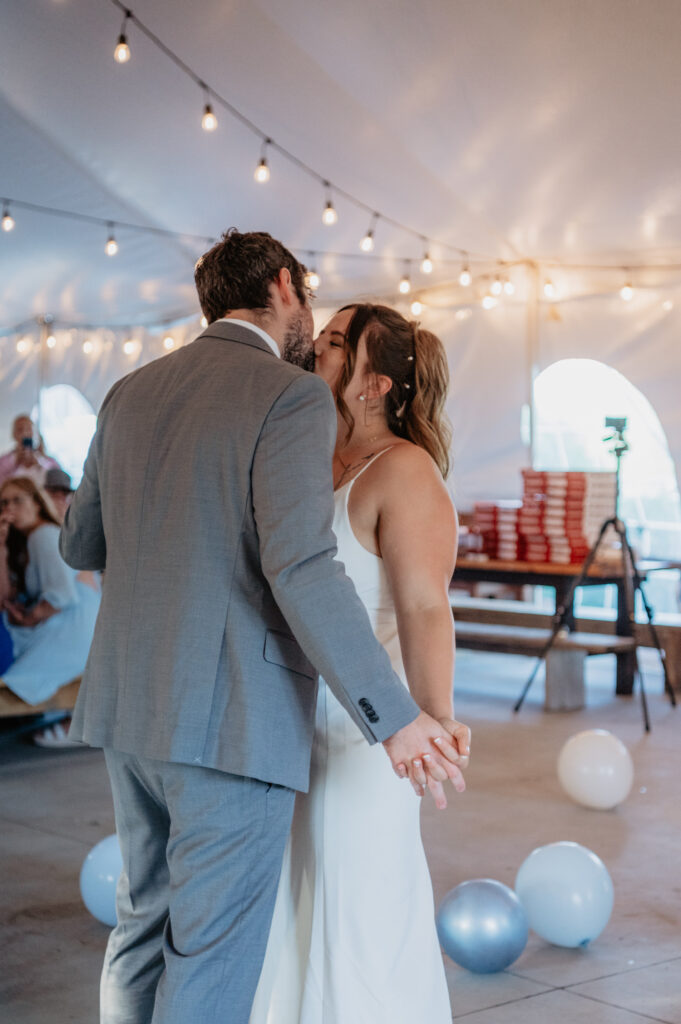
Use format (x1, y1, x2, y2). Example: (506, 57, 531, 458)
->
(514, 419, 677, 732)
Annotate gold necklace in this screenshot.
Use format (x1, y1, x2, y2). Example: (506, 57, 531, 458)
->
(335, 434, 391, 486)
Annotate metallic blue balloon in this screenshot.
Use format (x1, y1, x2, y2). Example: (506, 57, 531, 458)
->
(436, 879, 529, 973)
(80, 834, 122, 927)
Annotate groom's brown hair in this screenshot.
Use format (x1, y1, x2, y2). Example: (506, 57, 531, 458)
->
(195, 229, 308, 324)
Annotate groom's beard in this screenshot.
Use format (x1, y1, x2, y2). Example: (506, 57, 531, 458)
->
(281, 310, 315, 372)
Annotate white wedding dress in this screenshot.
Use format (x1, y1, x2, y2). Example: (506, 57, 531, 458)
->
(249, 453, 452, 1024)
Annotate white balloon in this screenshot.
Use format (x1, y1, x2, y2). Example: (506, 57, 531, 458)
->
(515, 841, 614, 948)
(557, 729, 634, 809)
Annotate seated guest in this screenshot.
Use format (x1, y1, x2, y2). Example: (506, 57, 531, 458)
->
(44, 468, 74, 522)
(0, 414, 61, 488)
(0, 477, 100, 740)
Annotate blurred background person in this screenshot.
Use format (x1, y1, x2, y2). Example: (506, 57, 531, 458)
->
(44, 468, 75, 522)
(0, 477, 100, 744)
(0, 414, 62, 489)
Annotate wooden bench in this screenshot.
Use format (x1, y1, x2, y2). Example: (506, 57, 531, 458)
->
(0, 676, 82, 718)
(454, 621, 636, 710)
(450, 593, 681, 694)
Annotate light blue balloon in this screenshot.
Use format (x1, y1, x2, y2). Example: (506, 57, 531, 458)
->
(436, 879, 529, 973)
(80, 834, 122, 927)
(515, 841, 614, 948)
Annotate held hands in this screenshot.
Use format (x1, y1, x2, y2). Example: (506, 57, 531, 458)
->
(383, 712, 471, 810)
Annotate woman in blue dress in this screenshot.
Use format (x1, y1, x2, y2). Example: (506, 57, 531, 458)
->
(0, 476, 100, 709)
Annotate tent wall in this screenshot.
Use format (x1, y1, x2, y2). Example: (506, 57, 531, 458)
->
(1, 285, 679, 514)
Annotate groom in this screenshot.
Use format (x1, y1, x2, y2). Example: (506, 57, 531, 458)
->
(60, 229, 463, 1024)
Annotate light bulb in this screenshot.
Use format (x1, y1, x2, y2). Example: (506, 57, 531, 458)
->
(202, 104, 218, 131)
(163, 336, 175, 350)
(105, 235, 118, 257)
(254, 158, 270, 183)
(421, 254, 433, 274)
(620, 283, 634, 301)
(359, 231, 374, 253)
(114, 35, 130, 63)
(482, 295, 497, 310)
(2, 210, 15, 232)
(410, 300, 423, 315)
(399, 275, 411, 295)
(543, 279, 555, 299)
(491, 275, 503, 296)
(305, 269, 320, 290)
(200, 315, 208, 328)
(322, 201, 337, 226)
(16, 338, 31, 354)
(123, 339, 136, 355)
(504, 278, 515, 296)
(459, 266, 472, 287)
(83, 339, 94, 355)
(46, 334, 56, 349)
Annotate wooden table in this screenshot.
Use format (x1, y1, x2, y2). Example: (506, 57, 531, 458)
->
(453, 556, 642, 693)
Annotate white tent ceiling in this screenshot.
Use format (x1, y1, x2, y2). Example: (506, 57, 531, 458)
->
(2, 0, 681, 329)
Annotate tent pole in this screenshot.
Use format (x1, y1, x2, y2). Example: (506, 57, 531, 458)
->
(526, 262, 540, 467)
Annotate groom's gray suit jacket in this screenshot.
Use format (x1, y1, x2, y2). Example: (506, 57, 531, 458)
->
(60, 321, 418, 791)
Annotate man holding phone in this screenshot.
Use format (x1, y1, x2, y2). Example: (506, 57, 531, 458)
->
(0, 414, 61, 488)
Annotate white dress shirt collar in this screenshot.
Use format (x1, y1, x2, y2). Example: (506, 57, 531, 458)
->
(215, 318, 280, 358)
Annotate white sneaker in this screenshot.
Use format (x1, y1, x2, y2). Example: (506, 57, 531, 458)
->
(32, 719, 79, 748)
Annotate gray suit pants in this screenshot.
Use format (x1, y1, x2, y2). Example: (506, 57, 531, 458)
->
(101, 749, 295, 1024)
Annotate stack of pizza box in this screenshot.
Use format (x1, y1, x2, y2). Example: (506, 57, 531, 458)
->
(472, 500, 524, 559)
(518, 470, 617, 563)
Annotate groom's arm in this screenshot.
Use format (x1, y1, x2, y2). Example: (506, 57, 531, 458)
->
(252, 372, 419, 744)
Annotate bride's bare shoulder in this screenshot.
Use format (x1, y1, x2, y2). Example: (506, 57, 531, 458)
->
(367, 442, 452, 501)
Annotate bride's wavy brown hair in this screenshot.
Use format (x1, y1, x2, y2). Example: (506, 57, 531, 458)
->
(334, 304, 452, 479)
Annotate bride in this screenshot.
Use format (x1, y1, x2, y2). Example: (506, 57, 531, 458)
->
(250, 303, 469, 1023)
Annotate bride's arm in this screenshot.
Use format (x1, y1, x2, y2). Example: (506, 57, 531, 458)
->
(376, 446, 461, 727)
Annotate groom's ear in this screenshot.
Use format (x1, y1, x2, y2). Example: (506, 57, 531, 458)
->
(272, 268, 295, 307)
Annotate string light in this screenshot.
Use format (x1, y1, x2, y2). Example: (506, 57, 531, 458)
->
(46, 334, 56, 349)
(399, 271, 411, 295)
(2, 202, 15, 232)
(82, 339, 94, 354)
(305, 267, 320, 290)
(543, 279, 556, 299)
(99, 6, 500, 269)
(459, 261, 472, 287)
(482, 294, 498, 310)
(420, 251, 433, 274)
(410, 300, 423, 315)
(105, 224, 118, 256)
(254, 139, 271, 183)
(491, 274, 503, 296)
(16, 337, 31, 354)
(504, 277, 515, 296)
(662, 299, 674, 311)
(114, 9, 131, 63)
(201, 89, 218, 132)
(322, 185, 338, 226)
(620, 281, 634, 301)
(163, 335, 175, 350)
(360, 214, 378, 253)
(123, 339, 136, 355)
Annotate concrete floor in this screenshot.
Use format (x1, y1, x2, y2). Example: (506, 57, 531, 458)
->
(1, 649, 679, 1023)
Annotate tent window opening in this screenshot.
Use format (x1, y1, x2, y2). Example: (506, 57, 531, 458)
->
(32, 385, 96, 489)
(532, 358, 681, 617)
